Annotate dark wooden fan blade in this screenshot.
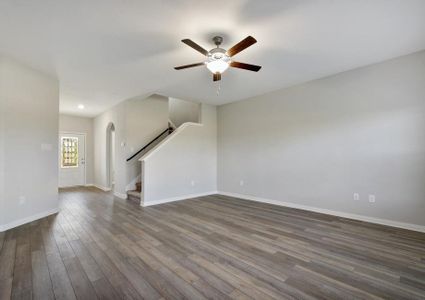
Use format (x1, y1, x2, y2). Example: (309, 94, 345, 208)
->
(182, 39, 209, 56)
(213, 73, 221, 81)
(230, 61, 262, 72)
(227, 36, 257, 57)
(174, 62, 205, 70)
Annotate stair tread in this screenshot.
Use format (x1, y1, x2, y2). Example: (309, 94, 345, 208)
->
(135, 182, 142, 192)
(127, 190, 141, 197)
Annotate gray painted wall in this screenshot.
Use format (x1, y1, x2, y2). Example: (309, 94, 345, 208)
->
(169, 97, 200, 127)
(218, 50, 425, 226)
(142, 104, 217, 204)
(125, 95, 169, 188)
(0, 57, 59, 230)
(93, 94, 169, 194)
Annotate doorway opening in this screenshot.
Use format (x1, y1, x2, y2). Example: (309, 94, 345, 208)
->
(106, 123, 115, 190)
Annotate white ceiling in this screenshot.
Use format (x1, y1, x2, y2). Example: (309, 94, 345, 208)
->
(1, 0, 425, 117)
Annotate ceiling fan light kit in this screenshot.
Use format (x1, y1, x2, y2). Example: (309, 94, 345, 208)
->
(206, 48, 231, 74)
(175, 35, 262, 82)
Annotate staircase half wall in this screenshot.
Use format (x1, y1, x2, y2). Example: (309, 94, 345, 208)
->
(139, 104, 217, 206)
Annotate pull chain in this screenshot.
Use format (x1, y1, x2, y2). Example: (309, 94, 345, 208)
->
(216, 83, 221, 96)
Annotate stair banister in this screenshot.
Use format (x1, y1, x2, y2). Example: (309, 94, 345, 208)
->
(126, 126, 173, 162)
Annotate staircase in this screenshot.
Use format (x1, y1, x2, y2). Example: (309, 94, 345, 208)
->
(125, 125, 175, 205)
(127, 181, 141, 204)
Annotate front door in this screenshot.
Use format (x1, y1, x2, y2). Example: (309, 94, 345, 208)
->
(59, 133, 86, 187)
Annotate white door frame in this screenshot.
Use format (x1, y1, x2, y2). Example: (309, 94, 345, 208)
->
(106, 123, 115, 189)
(59, 131, 87, 186)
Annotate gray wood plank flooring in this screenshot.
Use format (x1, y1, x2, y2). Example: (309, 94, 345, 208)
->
(0, 186, 424, 299)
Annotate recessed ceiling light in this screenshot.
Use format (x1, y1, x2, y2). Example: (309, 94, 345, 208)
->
(78, 104, 85, 109)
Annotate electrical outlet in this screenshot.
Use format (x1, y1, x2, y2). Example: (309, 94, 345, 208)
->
(353, 193, 359, 201)
(191, 180, 195, 186)
(369, 195, 376, 203)
(240, 180, 244, 186)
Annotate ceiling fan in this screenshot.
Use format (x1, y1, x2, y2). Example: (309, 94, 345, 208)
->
(174, 36, 262, 81)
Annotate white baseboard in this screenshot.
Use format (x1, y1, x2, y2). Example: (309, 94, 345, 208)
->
(0, 207, 59, 232)
(93, 184, 112, 192)
(59, 183, 92, 188)
(143, 191, 218, 207)
(217, 191, 425, 233)
(114, 191, 128, 200)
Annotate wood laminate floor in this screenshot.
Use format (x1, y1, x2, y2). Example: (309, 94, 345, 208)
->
(0, 187, 424, 299)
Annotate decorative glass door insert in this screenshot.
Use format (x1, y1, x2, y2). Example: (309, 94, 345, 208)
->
(61, 137, 79, 168)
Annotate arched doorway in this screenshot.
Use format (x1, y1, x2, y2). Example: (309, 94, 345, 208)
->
(106, 123, 115, 190)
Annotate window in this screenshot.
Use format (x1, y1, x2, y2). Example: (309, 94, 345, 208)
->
(61, 137, 78, 168)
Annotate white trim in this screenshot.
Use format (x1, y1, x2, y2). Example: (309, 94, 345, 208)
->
(93, 184, 111, 192)
(0, 208, 59, 232)
(141, 160, 146, 204)
(217, 191, 425, 233)
(85, 183, 94, 187)
(58, 184, 87, 188)
(142, 191, 218, 207)
(139, 122, 203, 161)
(106, 122, 116, 190)
(114, 192, 128, 200)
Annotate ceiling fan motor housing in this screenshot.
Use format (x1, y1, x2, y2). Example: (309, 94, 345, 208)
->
(212, 36, 223, 46)
(208, 48, 229, 60)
